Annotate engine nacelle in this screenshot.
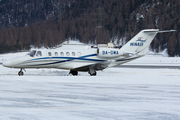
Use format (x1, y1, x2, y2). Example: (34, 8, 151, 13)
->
(97, 48, 123, 58)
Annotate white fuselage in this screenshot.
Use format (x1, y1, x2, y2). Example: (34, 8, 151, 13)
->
(3, 48, 141, 71)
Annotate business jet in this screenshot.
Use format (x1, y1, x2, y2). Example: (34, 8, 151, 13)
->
(3, 29, 175, 76)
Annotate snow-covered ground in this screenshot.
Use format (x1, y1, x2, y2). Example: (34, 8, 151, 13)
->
(1, 51, 180, 120)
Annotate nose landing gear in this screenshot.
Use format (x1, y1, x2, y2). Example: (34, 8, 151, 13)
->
(18, 68, 26, 76)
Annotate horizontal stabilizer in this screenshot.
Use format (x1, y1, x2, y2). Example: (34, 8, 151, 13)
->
(143, 29, 176, 33)
(158, 30, 176, 33)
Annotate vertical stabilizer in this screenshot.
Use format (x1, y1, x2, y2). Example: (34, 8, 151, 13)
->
(120, 29, 159, 55)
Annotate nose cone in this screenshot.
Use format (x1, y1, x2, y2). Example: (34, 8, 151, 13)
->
(3, 60, 12, 68)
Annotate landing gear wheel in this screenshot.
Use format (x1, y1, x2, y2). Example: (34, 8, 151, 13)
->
(18, 71, 24, 76)
(90, 71, 97, 76)
(88, 69, 97, 76)
(69, 70, 78, 76)
(18, 68, 25, 76)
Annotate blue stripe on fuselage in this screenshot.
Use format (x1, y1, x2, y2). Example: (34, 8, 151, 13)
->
(25, 54, 105, 66)
(27, 54, 98, 62)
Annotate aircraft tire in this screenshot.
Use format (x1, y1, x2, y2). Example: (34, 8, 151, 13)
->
(18, 71, 24, 76)
(70, 70, 78, 76)
(90, 71, 97, 76)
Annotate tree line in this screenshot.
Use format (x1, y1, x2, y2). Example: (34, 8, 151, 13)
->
(0, 0, 180, 56)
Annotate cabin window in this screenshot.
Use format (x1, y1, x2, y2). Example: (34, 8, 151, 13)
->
(27, 50, 36, 57)
(48, 52, 52, 56)
(60, 52, 64, 56)
(55, 52, 58, 56)
(66, 52, 70, 56)
(72, 52, 75, 56)
(77, 52, 81, 56)
(36, 51, 42, 56)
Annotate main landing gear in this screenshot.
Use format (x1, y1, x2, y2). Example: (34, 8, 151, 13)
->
(88, 68, 97, 76)
(18, 68, 26, 76)
(69, 69, 97, 76)
(69, 70, 78, 76)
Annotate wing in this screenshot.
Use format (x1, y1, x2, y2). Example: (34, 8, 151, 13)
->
(73, 61, 110, 72)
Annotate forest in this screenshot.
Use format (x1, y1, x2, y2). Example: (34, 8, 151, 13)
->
(0, 0, 180, 56)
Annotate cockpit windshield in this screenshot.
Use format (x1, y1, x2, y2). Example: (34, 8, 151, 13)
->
(27, 50, 36, 57)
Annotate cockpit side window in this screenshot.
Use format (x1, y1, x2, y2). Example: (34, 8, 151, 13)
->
(36, 51, 42, 56)
(27, 50, 36, 57)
